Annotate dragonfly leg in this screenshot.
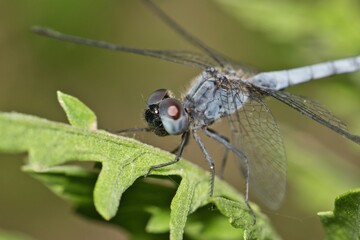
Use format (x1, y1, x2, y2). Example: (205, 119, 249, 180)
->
(203, 127, 256, 224)
(205, 128, 229, 179)
(192, 129, 216, 197)
(146, 131, 189, 176)
(110, 127, 151, 134)
(170, 131, 190, 154)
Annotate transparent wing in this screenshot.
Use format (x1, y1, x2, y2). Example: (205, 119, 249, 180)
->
(261, 89, 360, 144)
(32, 27, 219, 69)
(144, 0, 228, 67)
(146, 49, 220, 68)
(226, 88, 287, 209)
(144, 1, 260, 71)
(32, 3, 259, 73)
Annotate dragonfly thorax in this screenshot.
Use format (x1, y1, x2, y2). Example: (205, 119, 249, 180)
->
(183, 69, 250, 127)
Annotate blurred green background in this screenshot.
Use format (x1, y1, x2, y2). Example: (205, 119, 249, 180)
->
(0, 0, 359, 239)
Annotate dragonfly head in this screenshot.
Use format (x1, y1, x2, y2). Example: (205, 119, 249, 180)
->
(144, 89, 189, 136)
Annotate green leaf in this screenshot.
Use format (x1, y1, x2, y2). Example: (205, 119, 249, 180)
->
(146, 206, 171, 233)
(318, 189, 360, 240)
(57, 91, 97, 129)
(22, 165, 97, 206)
(0, 92, 279, 239)
(23, 165, 175, 240)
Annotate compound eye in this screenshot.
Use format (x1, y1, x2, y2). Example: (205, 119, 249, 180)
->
(159, 98, 189, 135)
(147, 89, 169, 106)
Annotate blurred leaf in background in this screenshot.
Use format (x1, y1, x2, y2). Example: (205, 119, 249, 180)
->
(318, 189, 360, 240)
(216, 0, 360, 52)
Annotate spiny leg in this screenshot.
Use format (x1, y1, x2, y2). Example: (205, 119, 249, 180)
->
(112, 127, 151, 134)
(170, 131, 190, 154)
(192, 130, 215, 197)
(203, 127, 256, 224)
(106, 127, 151, 135)
(205, 128, 229, 179)
(146, 131, 189, 176)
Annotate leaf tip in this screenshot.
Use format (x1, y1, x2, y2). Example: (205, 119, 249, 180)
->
(56, 91, 98, 130)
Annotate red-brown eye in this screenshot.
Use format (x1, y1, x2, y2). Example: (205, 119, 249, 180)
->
(167, 104, 180, 120)
(159, 98, 189, 135)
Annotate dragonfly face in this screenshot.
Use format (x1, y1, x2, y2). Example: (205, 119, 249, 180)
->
(145, 88, 189, 136)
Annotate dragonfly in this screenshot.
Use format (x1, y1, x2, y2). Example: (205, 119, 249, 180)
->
(32, 0, 360, 219)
